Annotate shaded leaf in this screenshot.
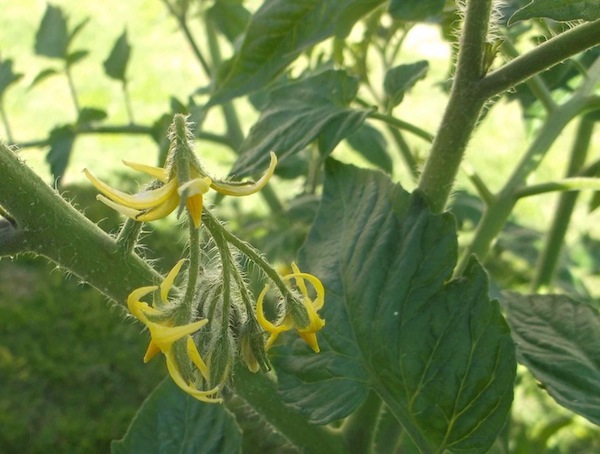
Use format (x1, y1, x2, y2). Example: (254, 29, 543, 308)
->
(383, 61, 429, 110)
(509, 0, 600, 24)
(30, 68, 59, 88)
(206, 0, 251, 43)
(506, 293, 600, 425)
(104, 30, 131, 82)
(231, 70, 370, 176)
(345, 122, 393, 173)
(111, 378, 242, 454)
(273, 161, 516, 453)
(0, 58, 23, 98)
(46, 125, 76, 184)
(388, 0, 445, 21)
(35, 4, 69, 59)
(68, 17, 90, 45)
(209, 0, 385, 104)
(66, 49, 89, 67)
(78, 107, 107, 125)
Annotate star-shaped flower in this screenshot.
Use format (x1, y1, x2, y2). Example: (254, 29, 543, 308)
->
(256, 263, 325, 352)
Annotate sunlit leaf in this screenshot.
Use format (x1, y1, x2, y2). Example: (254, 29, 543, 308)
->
(507, 293, 600, 425)
(66, 50, 89, 67)
(111, 378, 242, 454)
(35, 4, 69, 59)
(509, 0, 600, 24)
(209, 0, 385, 104)
(231, 70, 371, 176)
(383, 61, 429, 110)
(389, 0, 445, 21)
(273, 161, 516, 453)
(78, 107, 107, 125)
(104, 30, 131, 82)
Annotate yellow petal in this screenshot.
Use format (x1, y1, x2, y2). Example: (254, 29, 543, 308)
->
(211, 152, 277, 196)
(127, 285, 159, 320)
(297, 331, 320, 353)
(164, 350, 223, 403)
(186, 336, 210, 381)
(134, 190, 180, 222)
(284, 270, 325, 311)
(84, 167, 179, 210)
(143, 340, 161, 363)
(96, 195, 143, 220)
(185, 193, 203, 228)
(160, 259, 186, 303)
(256, 285, 278, 332)
(147, 318, 208, 350)
(123, 161, 168, 183)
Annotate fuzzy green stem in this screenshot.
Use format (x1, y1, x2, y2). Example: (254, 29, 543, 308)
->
(232, 364, 347, 453)
(184, 220, 201, 309)
(479, 20, 600, 100)
(515, 177, 600, 198)
(116, 217, 143, 254)
(417, 0, 493, 213)
(532, 117, 596, 290)
(0, 142, 160, 302)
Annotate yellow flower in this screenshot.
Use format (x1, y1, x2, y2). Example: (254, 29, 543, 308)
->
(84, 152, 277, 228)
(127, 260, 222, 403)
(256, 263, 325, 353)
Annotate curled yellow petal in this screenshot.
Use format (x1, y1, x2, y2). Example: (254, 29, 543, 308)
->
(127, 285, 159, 320)
(187, 336, 210, 381)
(211, 152, 277, 196)
(160, 259, 186, 303)
(146, 318, 208, 351)
(164, 350, 223, 403)
(123, 161, 168, 183)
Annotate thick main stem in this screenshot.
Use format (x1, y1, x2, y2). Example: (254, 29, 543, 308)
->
(417, 0, 493, 213)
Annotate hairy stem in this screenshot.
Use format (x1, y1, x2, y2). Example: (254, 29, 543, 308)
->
(0, 143, 160, 303)
(417, 0, 494, 212)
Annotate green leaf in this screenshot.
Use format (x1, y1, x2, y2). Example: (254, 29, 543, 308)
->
(273, 161, 516, 453)
(78, 107, 107, 125)
(111, 378, 242, 454)
(104, 30, 131, 82)
(209, 0, 385, 104)
(46, 125, 76, 184)
(35, 4, 69, 59)
(509, 0, 600, 24)
(506, 293, 600, 424)
(66, 49, 89, 67)
(388, 0, 445, 21)
(30, 68, 59, 88)
(68, 17, 90, 45)
(345, 123, 393, 173)
(0, 58, 23, 98)
(206, 0, 251, 44)
(383, 61, 429, 110)
(231, 70, 370, 176)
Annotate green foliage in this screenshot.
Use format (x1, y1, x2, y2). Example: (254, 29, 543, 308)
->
(232, 70, 371, 176)
(388, 0, 445, 21)
(0, 57, 22, 98)
(210, 0, 386, 104)
(274, 161, 515, 452)
(112, 379, 243, 454)
(507, 294, 600, 425)
(383, 61, 429, 111)
(46, 125, 76, 184)
(104, 30, 132, 82)
(510, 0, 600, 24)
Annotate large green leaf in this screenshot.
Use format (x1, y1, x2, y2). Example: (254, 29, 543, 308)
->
(388, 0, 445, 21)
(273, 161, 516, 453)
(206, 0, 251, 44)
(35, 4, 69, 59)
(346, 123, 393, 173)
(509, 0, 600, 24)
(104, 30, 131, 82)
(111, 378, 242, 454)
(231, 70, 371, 176)
(506, 293, 600, 425)
(209, 0, 385, 104)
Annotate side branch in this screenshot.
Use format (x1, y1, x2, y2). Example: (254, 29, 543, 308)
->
(478, 20, 600, 99)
